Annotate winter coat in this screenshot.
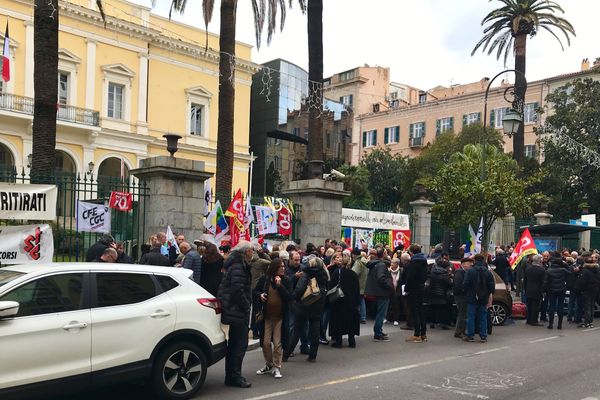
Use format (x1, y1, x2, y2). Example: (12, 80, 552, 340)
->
(575, 263, 600, 298)
(492, 254, 510, 282)
(182, 249, 202, 285)
(328, 267, 361, 337)
(429, 264, 452, 305)
(292, 264, 328, 316)
(253, 275, 293, 349)
(463, 262, 495, 305)
(284, 262, 303, 289)
(402, 252, 428, 297)
(453, 267, 467, 299)
(250, 254, 271, 290)
(86, 242, 108, 262)
(116, 251, 133, 264)
(139, 248, 171, 267)
(218, 251, 252, 326)
(544, 259, 570, 294)
(524, 264, 546, 300)
(364, 259, 393, 298)
(566, 262, 581, 292)
(351, 256, 369, 294)
(200, 258, 223, 297)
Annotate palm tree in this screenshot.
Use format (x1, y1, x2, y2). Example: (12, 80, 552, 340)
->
(306, 0, 323, 178)
(170, 0, 306, 204)
(471, 0, 575, 166)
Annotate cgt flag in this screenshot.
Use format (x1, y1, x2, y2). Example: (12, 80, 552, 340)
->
(509, 228, 538, 270)
(225, 189, 245, 231)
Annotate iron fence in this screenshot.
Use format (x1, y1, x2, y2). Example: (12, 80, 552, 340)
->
(0, 168, 147, 262)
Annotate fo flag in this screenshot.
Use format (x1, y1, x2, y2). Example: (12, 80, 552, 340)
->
(77, 201, 111, 233)
(109, 191, 133, 212)
(278, 206, 292, 236)
(509, 228, 538, 270)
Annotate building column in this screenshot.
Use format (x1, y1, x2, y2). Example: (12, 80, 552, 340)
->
(24, 20, 34, 97)
(137, 53, 149, 135)
(409, 199, 434, 253)
(85, 39, 97, 110)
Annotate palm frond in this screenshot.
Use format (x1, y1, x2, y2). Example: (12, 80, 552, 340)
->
(252, 0, 266, 49)
(202, 0, 215, 52)
(169, 0, 187, 19)
(279, 0, 286, 32)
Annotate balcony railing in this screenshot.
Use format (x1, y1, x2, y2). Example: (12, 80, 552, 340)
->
(0, 93, 99, 127)
(409, 136, 424, 147)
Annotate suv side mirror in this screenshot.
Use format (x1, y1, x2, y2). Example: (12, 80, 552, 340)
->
(0, 301, 19, 319)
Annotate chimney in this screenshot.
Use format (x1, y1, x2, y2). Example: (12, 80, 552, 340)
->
(581, 58, 590, 71)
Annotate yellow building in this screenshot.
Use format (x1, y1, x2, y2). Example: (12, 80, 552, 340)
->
(0, 0, 257, 192)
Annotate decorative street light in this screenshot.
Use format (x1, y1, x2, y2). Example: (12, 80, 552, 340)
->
(87, 161, 95, 175)
(480, 69, 527, 254)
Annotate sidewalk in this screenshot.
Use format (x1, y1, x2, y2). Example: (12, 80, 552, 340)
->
(221, 324, 261, 351)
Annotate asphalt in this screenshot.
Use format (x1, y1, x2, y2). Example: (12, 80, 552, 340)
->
(55, 319, 600, 400)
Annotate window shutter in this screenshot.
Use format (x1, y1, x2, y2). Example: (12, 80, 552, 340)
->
(449, 117, 454, 130)
(340, 96, 344, 103)
(436, 119, 441, 135)
(384, 127, 389, 144)
(409, 123, 414, 138)
(349, 94, 353, 106)
(476, 112, 481, 122)
(362, 131, 367, 147)
(373, 129, 377, 145)
(462, 114, 467, 127)
(422, 122, 426, 136)
(533, 102, 539, 121)
(490, 109, 495, 128)
(395, 126, 400, 142)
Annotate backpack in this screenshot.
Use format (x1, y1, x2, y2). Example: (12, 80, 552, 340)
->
(475, 268, 489, 301)
(301, 277, 321, 305)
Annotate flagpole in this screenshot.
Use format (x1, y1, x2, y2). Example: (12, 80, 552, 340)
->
(248, 151, 254, 199)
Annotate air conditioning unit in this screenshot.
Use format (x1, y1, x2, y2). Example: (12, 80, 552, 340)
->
(372, 104, 380, 113)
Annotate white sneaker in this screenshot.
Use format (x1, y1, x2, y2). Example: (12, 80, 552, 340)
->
(272, 367, 282, 379)
(383, 319, 388, 324)
(256, 364, 273, 375)
(394, 321, 399, 326)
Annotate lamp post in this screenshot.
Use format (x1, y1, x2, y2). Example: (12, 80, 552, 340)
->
(480, 69, 526, 254)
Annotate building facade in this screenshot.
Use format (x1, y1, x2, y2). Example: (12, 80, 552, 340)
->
(357, 62, 600, 161)
(0, 0, 256, 192)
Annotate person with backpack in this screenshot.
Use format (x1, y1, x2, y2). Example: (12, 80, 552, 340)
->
(284, 256, 328, 362)
(462, 253, 495, 343)
(364, 247, 394, 341)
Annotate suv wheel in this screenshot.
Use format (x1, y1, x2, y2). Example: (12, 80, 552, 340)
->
(152, 342, 207, 400)
(490, 302, 509, 326)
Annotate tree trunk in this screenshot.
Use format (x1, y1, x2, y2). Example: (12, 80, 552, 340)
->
(215, 0, 237, 205)
(32, 0, 59, 182)
(306, 0, 323, 178)
(512, 33, 528, 167)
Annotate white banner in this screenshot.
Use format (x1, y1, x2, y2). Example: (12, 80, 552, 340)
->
(255, 206, 278, 235)
(354, 228, 374, 249)
(77, 201, 111, 233)
(341, 208, 410, 230)
(0, 224, 54, 264)
(0, 183, 57, 220)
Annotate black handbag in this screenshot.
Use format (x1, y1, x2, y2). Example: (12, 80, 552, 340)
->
(327, 269, 345, 303)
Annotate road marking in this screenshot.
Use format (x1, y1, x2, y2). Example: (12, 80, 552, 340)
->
(242, 347, 508, 400)
(528, 336, 560, 343)
(415, 382, 490, 399)
(580, 397, 598, 400)
(472, 346, 509, 355)
(583, 327, 600, 333)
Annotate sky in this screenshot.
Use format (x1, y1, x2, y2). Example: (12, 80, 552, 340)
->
(132, 0, 599, 90)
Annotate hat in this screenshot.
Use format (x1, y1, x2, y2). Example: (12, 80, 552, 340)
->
(351, 247, 362, 256)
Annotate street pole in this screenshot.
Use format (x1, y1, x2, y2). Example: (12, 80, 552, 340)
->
(481, 69, 527, 255)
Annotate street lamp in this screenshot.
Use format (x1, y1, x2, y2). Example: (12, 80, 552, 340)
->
(480, 69, 527, 254)
(88, 161, 95, 174)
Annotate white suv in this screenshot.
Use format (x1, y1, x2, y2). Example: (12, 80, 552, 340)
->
(0, 263, 226, 400)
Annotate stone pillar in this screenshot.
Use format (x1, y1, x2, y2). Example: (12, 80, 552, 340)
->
(502, 214, 516, 245)
(131, 156, 213, 242)
(409, 199, 434, 252)
(282, 179, 349, 246)
(534, 212, 552, 226)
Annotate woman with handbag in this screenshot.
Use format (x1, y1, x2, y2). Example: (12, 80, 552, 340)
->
(253, 258, 293, 379)
(329, 254, 361, 348)
(284, 256, 328, 362)
(386, 258, 403, 326)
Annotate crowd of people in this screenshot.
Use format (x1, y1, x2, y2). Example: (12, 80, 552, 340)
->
(84, 233, 600, 389)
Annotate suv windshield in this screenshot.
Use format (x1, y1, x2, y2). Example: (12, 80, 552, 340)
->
(0, 269, 26, 288)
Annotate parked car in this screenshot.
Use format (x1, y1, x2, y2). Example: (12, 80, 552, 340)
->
(0, 263, 226, 400)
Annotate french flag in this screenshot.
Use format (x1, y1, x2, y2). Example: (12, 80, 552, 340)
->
(1, 22, 9, 82)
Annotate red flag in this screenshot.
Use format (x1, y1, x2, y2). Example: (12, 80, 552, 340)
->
(278, 206, 292, 236)
(391, 230, 411, 250)
(225, 189, 244, 230)
(509, 228, 538, 270)
(1, 23, 10, 82)
(230, 217, 242, 247)
(109, 191, 133, 211)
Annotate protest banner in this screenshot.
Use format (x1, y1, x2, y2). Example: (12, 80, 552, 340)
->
(0, 183, 57, 220)
(0, 224, 53, 264)
(77, 201, 111, 233)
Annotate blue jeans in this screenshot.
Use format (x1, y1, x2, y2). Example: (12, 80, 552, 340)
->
(467, 303, 488, 339)
(359, 296, 367, 322)
(374, 297, 390, 336)
(288, 309, 309, 351)
(547, 292, 566, 325)
(320, 307, 330, 339)
(567, 293, 578, 320)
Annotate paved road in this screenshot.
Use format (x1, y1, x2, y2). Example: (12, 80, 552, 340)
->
(59, 319, 600, 400)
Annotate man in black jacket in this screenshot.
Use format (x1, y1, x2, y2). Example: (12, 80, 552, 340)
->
(454, 257, 473, 338)
(524, 254, 546, 326)
(365, 247, 393, 341)
(402, 244, 429, 343)
(218, 241, 255, 388)
(85, 233, 114, 262)
(139, 238, 171, 267)
(463, 254, 495, 342)
(545, 251, 569, 329)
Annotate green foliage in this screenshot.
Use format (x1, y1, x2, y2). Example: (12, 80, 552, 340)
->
(337, 164, 373, 210)
(425, 144, 541, 240)
(536, 77, 600, 220)
(359, 147, 410, 212)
